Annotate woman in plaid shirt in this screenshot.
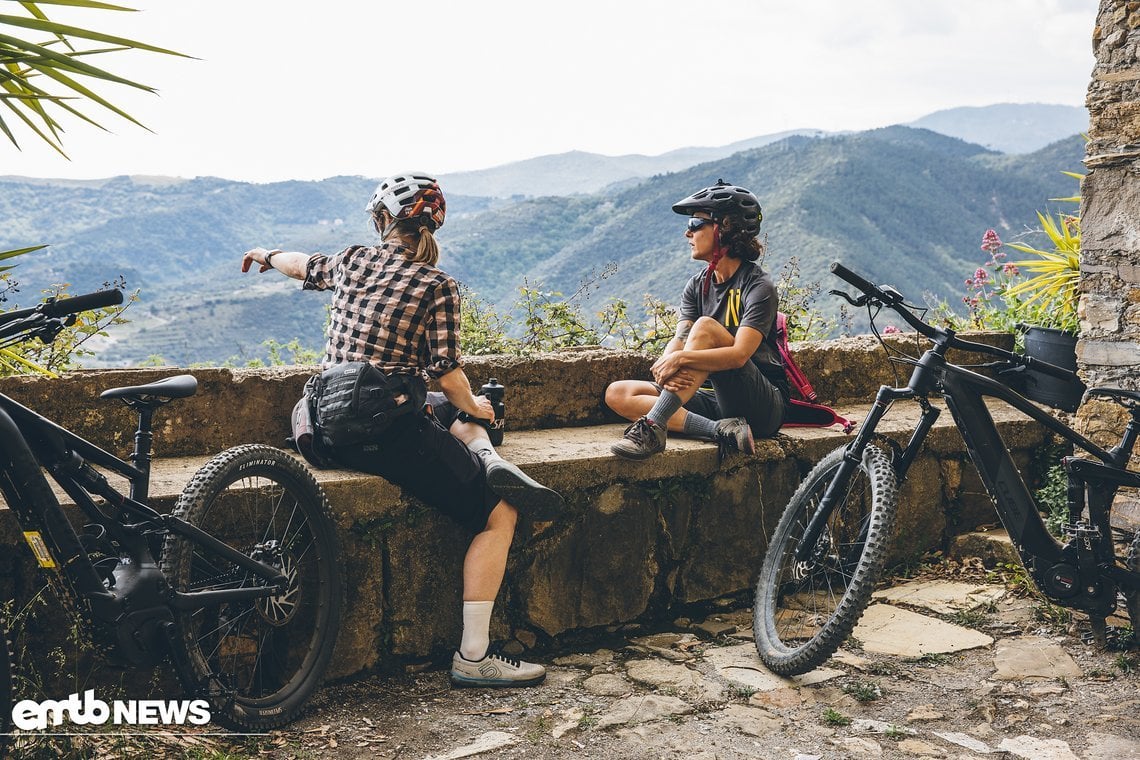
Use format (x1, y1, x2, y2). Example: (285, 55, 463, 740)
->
(242, 173, 561, 688)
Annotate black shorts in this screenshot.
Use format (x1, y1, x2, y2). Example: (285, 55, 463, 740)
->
(328, 395, 499, 534)
(678, 361, 786, 437)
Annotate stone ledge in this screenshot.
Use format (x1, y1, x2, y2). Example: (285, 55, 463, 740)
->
(0, 398, 1052, 681)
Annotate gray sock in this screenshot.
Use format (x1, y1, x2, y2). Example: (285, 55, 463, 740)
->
(682, 411, 718, 440)
(646, 391, 683, 429)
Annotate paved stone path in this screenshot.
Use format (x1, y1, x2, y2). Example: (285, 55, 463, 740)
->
(252, 562, 1139, 760)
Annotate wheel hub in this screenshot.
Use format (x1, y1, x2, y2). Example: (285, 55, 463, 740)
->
(253, 541, 300, 626)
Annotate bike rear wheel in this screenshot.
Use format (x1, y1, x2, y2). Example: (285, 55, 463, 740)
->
(754, 442, 898, 675)
(162, 445, 344, 731)
(1127, 531, 1140, 635)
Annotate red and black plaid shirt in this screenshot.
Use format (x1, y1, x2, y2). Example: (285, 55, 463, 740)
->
(303, 243, 462, 379)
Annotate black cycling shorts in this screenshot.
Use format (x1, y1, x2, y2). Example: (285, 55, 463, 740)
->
(676, 360, 786, 438)
(328, 397, 499, 534)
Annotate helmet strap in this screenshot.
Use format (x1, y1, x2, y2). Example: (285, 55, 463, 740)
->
(702, 225, 727, 296)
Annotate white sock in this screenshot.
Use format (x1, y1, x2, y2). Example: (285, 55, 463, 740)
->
(460, 601, 493, 660)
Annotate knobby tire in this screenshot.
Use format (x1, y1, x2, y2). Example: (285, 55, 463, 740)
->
(754, 443, 898, 676)
(161, 445, 344, 731)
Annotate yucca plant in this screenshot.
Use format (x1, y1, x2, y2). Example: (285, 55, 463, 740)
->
(0, 0, 185, 155)
(1003, 171, 1083, 335)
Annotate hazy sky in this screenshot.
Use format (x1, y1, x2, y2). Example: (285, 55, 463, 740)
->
(1, 0, 1098, 183)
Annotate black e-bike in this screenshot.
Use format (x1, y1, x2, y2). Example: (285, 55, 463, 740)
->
(754, 263, 1140, 676)
(0, 289, 344, 733)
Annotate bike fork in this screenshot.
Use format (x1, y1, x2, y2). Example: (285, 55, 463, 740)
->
(794, 386, 919, 562)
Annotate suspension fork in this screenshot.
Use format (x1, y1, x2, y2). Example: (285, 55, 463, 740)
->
(794, 385, 918, 562)
(792, 388, 940, 562)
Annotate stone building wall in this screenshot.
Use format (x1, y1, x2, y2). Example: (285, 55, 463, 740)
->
(1081, 1, 1140, 388)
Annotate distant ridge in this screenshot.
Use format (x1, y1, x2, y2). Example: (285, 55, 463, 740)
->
(906, 103, 1087, 154)
(438, 130, 826, 198)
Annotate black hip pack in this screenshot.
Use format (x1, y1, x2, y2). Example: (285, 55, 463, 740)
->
(306, 362, 426, 451)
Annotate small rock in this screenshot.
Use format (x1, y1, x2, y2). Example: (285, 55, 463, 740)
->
(1028, 685, 1066, 698)
(905, 704, 944, 722)
(595, 694, 694, 728)
(932, 731, 996, 754)
(625, 659, 701, 692)
(1083, 731, 1140, 760)
(830, 737, 883, 756)
(500, 640, 525, 656)
(551, 708, 584, 740)
(997, 735, 1079, 760)
(897, 738, 945, 756)
(422, 731, 518, 760)
(514, 630, 537, 649)
(830, 649, 869, 670)
(582, 673, 631, 697)
(718, 704, 784, 736)
(553, 649, 615, 668)
(748, 687, 803, 709)
(992, 638, 1082, 681)
(691, 619, 738, 638)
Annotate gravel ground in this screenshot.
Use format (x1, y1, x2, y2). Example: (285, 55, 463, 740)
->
(11, 560, 1140, 760)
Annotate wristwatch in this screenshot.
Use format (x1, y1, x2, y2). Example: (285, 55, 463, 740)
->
(264, 250, 281, 269)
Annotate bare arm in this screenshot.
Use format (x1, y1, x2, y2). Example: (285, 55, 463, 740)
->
(242, 247, 310, 280)
(438, 366, 494, 421)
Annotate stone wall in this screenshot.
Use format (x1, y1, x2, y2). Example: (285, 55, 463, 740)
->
(0, 336, 1056, 683)
(1082, 0, 1140, 389)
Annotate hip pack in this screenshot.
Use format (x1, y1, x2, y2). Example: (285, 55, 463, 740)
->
(307, 362, 426, 450)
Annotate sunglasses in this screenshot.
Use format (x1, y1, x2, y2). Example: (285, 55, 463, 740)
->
(686, 217, 716, 232)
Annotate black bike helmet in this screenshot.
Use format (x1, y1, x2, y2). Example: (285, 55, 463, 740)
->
(672, 179, 763, 236)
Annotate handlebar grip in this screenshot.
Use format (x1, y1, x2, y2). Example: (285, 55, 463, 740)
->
(41, 289, 124, 318)
(830, 262, 880, 297)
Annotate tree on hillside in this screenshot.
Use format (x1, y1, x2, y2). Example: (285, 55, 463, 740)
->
(0, 0, 182, 155)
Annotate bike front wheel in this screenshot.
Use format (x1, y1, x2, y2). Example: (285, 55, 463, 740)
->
(162, 445, 344, 731)
(754, 442, 898, 676)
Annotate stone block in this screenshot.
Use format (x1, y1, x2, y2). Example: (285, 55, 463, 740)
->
(890, 456, 945, 564)
(675, 461, 798, 603)
(518, 483, 658, 635)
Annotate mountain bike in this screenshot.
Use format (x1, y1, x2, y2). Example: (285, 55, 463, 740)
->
(753, 263, 1140, 676)
(0, 289, 344, 733)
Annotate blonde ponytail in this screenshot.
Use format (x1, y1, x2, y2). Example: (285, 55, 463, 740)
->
(407, 225, 440, 266)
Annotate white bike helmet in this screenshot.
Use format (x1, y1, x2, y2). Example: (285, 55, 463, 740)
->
(366, 172, 447, 231)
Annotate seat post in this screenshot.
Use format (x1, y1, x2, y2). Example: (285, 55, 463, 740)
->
(130, 406, 155, 502)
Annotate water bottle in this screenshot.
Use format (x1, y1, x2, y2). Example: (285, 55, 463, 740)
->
(458, 377, 506, 446)
(480, 378, 506, 446)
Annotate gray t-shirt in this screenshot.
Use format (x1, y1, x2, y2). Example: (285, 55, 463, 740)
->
(679, 261, 788, 394)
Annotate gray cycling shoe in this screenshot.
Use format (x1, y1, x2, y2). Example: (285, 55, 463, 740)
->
(450, 650, 546, 688)
(470, 444, 563, 521)
(714, 416, 755, 457)
(611, 416, 667, 460)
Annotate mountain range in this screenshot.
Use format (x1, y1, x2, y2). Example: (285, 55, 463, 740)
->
(0, 104, 1088, 367)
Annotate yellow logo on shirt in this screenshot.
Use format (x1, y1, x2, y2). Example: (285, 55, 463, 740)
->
(724, 288, 742, 328)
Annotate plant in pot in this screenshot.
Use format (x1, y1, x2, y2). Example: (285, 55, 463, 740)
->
(1001, 187, 1085, 412)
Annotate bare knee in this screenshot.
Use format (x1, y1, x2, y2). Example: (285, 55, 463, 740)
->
(687, 316, 732, 349)
(605, 380, 639, 415)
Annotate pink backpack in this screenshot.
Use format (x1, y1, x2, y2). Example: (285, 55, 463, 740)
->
(774, 312, 854, 433)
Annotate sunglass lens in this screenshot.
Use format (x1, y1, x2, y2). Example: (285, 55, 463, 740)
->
(687, 217, 712, 232)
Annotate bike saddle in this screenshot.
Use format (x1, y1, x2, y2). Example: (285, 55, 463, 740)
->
(100, 374, 198, 408)
(1085, 387, 1140, 408)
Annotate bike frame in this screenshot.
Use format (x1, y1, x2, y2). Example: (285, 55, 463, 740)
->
(799, 343, 1140, 610)
(0, 391, 288, 615)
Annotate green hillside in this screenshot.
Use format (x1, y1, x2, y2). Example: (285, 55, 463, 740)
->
(0, 128, 1086, 366)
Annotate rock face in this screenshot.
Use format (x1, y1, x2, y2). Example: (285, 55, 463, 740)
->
(1081, 2, 1140, 479)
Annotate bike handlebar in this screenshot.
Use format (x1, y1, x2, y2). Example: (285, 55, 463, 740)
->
(830, 262, 1078, 383)
(0, 288, 124, 327)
